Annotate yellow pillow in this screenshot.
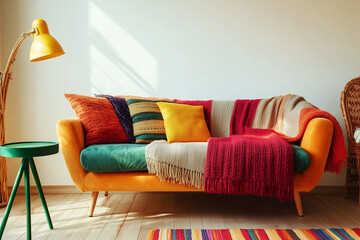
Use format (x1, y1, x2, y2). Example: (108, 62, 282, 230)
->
(157, 102, 211, 143)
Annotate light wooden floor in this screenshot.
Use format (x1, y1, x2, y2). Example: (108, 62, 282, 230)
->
(0, 192, 359, 240)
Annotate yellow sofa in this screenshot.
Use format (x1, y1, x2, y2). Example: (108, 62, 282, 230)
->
(57, 117, 333, 217)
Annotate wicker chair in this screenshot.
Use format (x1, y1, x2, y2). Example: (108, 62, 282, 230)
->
(340, 76, 360, 204)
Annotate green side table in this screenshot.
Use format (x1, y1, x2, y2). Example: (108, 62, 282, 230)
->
(0, 141, 58, 240)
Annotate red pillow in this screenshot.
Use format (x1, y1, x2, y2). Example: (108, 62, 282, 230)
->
(65, 94, 128, 146)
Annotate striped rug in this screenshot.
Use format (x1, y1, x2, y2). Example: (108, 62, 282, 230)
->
(147, 228, 360, 240)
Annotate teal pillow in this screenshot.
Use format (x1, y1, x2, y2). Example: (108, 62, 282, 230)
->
(292, 144, 310, 173)
(80, 144, 147, 172)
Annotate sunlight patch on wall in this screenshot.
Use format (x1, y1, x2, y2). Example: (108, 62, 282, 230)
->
(89, 2, 158, 95)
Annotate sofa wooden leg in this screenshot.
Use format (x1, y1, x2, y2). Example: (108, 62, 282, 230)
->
(294, 191, 304, 217)
(89, 191, 99, 217)
(104, 191, 108, 196)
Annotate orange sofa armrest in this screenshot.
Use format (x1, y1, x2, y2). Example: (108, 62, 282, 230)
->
(294, 117, 334, 192)
(56, 119, 87, 192)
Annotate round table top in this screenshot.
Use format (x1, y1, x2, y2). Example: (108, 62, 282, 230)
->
(0, 141, 59, 158)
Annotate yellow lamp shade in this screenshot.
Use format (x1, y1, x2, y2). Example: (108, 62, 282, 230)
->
(30, 19, 65, 62)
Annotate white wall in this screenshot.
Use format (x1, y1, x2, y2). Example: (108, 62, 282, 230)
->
(1, 0, 360, 187)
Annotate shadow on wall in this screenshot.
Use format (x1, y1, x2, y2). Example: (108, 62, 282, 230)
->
(87, 0, 360, 101)
(89, 1, 158, 96)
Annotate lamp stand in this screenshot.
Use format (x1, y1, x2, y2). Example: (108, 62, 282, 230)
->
(0, 29, 34, 207)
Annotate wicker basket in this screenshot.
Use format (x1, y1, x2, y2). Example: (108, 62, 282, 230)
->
(340, 76, 360, 203)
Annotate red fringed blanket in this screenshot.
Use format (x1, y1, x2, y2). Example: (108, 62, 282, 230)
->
(204, 100, 294, 201)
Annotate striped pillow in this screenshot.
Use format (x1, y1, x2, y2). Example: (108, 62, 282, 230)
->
(126, 98, 173, 143)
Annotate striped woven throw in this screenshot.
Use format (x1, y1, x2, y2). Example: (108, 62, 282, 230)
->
(147, 228, 360, 240)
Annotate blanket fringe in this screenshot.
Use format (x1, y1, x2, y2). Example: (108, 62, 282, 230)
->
(325, 159, 346, 174)
(204, 178, 294, 202)
(146, 157, 204, 189)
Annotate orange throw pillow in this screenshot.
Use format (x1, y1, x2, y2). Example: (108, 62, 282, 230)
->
(65, 94, 128, 146)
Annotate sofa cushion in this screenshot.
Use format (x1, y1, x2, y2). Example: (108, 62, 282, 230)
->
(80, 144, 147, 172)
(292, 144, 310, 173)
(157, 102, 210, 143)
(80, 143, 309, 173)
(65, 94, 128, 146)
(126, 97, 173, 144)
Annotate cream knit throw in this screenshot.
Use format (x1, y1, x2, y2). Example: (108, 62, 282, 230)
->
(146, 140, 207, 188)
(210, 100, 236, 137)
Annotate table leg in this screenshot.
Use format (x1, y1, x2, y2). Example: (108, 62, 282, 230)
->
(24, 158, 31, 240)
(29, 157, 53, 229)
(0, 158, 27, 239)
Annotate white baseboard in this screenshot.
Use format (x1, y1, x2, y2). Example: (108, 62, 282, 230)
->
(9, 185, 81, 194)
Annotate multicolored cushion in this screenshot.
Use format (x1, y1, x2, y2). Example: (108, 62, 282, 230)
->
(126, 97, 173, 144)
(65, 94, 128, 146)
(95, 94, 135, 143)
(157, 102, 211, 143)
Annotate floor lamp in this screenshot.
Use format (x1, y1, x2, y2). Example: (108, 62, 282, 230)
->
(0, 19, 64, 207)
